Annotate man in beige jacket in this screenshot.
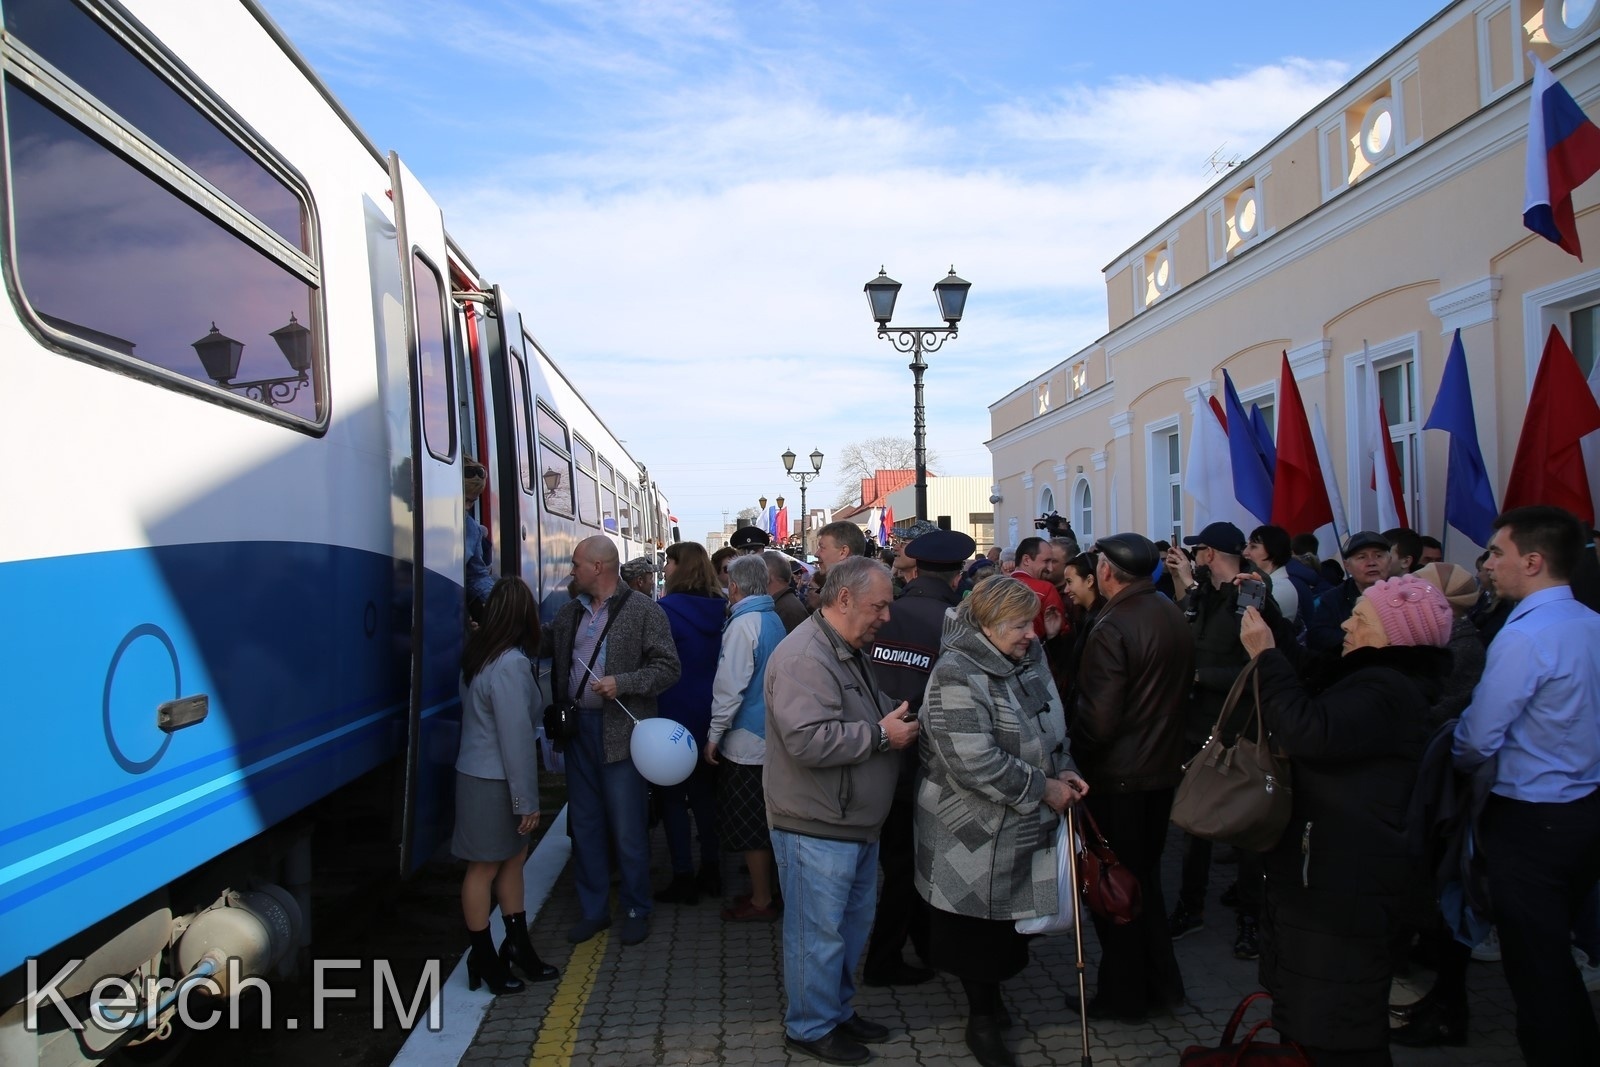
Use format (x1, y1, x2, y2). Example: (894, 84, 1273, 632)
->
(763, 557, 919, 1065)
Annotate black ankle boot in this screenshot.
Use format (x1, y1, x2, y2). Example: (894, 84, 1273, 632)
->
(1389, 992, 1468, 1047)
(467, 926, 524, 995)
(654, 873, 700, 905)
(500, 913, 558, 982)
(964, 1015, 1016, 1067)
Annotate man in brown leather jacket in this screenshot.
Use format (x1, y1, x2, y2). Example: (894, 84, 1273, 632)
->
(1069, 532, 1196, 1023)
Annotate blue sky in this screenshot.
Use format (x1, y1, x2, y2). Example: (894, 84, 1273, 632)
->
(260, 0, 1445, 541)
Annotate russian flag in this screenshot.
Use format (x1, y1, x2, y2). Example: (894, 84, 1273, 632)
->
(1524, 56, 1600, 259)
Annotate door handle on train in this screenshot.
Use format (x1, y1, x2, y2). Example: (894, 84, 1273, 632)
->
(157, 694, 209, 733)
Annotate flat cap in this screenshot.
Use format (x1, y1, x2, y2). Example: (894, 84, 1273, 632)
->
(1093, 532, 1160, 578)
(896, 518, 942, 541)
(1182, 521, 1246, 556)
(906, 529, 976, 568)
(1342, 530, 1391, 559)
(620, 556, 657, 581)
(729, 526, 772, 550)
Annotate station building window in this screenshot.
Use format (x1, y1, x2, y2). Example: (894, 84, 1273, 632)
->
(1074, 480, 1094, 542)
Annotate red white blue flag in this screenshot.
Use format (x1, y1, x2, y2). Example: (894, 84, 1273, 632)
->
(1524, 57, 1600, 259)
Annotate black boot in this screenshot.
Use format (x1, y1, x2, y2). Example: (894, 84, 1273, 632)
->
(654, 873, 700, 905)
(466, 926, 524, 995)
(500, 913, 558, 982)
(1390, 992, 1468, 1047)
(964, 1015, 1016, 1067)
(697, 860, 722, 898)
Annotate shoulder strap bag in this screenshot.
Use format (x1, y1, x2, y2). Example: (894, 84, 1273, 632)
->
(544, 590, 631, 745)
(1170, 657, 1293, 852)
(1076, 804, 1142, 925)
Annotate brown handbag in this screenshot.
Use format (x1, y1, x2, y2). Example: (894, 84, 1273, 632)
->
(1170, 657, 1293, 852)
(1075, 805, 1142, 925)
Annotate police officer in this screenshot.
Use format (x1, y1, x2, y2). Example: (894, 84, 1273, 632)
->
(729, 525, 772, 554)
(862, 527, 976, 986)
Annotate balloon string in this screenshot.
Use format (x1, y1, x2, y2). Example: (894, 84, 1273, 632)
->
(573, 655, 641, 724)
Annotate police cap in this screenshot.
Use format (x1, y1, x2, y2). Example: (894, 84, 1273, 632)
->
(729, 526, 772, 551)
(906, 529, 977, 569)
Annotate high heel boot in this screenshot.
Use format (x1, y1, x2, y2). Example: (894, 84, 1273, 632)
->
(500, 912, 558, 982)
(1389, 990, 1468, 1047)
(466, 926, 523, 995)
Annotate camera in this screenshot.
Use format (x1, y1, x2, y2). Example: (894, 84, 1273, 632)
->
(1033, 512, 1075, 539)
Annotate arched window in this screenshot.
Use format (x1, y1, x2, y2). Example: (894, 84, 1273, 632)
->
(1039, 486, 1055, 517)
(1075, 480, 1093, 541)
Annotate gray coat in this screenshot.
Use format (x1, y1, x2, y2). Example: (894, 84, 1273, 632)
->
(550, 586, 681, 763)
(914, 616, 1076, 921)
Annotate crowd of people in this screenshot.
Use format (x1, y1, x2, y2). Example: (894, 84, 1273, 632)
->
(446, 486, 1600, 1067)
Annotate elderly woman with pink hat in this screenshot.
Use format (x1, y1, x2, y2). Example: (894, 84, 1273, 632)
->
(1239, 573, 1455, 1066)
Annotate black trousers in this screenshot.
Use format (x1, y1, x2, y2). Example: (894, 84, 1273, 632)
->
(864, 790, 929, 974)
(1085, 788, 1185, 1016)
(1482, 787, 1600, 1067)
(1178, 833, 1262, 916)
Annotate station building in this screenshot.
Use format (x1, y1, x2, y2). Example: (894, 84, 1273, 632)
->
(987, 0, 1600, 560)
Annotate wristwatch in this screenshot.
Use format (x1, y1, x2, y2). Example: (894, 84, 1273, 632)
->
(876, 725, 891, 753)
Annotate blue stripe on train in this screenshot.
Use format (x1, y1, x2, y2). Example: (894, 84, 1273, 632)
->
(0, 542, 463, 974)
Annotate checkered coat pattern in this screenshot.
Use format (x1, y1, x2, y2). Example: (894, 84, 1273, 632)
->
(913, 616, 1076, 921)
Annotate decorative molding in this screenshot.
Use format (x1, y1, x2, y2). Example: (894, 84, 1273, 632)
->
(984, 382, 1117, 451)
(1522, 266, 1600, 391)
(1287, 339, 1332, 381)
(1091, 451, 1108, 472)
(1183, 381, 1217, 407)
(1021, 472, 1034, 490)
(1429, 275, 1503, 335)
(1053, 462, 1069, 483)
(1110, 411, 1135, 438)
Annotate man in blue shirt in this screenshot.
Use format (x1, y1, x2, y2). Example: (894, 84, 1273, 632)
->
(1454, 506, 1600, 1066)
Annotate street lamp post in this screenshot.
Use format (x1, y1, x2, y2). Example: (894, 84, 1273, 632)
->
(864, 267, 970, 521)
(781, 447, 824, 556)
(192, 313, 314, 409)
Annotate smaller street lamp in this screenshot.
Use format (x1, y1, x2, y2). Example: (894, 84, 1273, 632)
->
(193, 312, 314, 409)
(781, 446, 824, 556)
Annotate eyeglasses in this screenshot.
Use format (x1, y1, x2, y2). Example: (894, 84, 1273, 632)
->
(465, 465, 485, 478)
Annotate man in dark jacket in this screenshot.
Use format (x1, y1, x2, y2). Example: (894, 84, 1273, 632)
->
(862, 529, 973, 987)
(764, 551, 811, 633)
(1164, 522, 1289, 960)
(1304, 531, 1393, 653)
(1071, 532, 1196, 1022)
(553, 536, 682, 947)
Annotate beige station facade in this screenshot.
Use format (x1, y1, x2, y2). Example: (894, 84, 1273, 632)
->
(988, 0, 1600, 563)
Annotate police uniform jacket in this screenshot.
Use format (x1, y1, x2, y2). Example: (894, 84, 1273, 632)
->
(868, 574, 960, 796)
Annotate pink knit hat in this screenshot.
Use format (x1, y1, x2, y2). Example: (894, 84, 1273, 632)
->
(1361, 574, 1453, 647)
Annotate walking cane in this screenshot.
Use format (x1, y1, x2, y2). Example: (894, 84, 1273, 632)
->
(1065, 804, 1093, 1067)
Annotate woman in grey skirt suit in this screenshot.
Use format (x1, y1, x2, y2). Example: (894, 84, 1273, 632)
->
(457, 577, 559, 994)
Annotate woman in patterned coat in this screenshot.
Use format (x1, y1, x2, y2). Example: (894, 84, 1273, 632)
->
(914, 575, 1090, 1067)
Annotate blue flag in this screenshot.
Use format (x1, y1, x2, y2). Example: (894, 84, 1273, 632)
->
(1422, 330, 1498, 546)
(1249, 403, 1278, 474)
(1224, 371, 1274, 524)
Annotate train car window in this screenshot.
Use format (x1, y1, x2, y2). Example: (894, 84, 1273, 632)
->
(3, 0, 306, 250)
(572, 434, 601, 528)
(601, 484, 618, 534)
(534, 401, 574, 517)
(412, 253, 454, 459)
(618, 500, 633, 540)
(598, 457, 614, 489)
(0, 0, 324, 426)
(507, 350, 535, 492)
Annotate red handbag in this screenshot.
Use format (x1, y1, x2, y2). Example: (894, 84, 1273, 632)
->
(1180, 993, 1311, 1065)
(1075, 806, 1142, 925)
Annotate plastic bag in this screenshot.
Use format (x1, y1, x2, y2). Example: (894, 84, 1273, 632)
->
(1014, 813, 1075, 935)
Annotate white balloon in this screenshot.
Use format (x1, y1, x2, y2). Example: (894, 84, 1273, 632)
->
(630, 717, 698, 786)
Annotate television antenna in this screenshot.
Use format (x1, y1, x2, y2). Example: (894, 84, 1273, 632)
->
(1203, 142, 1242, 176)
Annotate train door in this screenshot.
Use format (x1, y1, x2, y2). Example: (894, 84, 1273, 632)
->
(484, 287, 542, 594)
(389, 153, 464, 874)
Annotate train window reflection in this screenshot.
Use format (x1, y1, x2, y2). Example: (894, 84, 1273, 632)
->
(507, 350, 534, 491)
(3, 0, 306, 251)
(411, 253, 453, 460)
(5, 81, 320, 420)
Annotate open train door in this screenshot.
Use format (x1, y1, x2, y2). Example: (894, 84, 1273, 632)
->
(483, 287, 543, 592)
(389, 153, 465, 874)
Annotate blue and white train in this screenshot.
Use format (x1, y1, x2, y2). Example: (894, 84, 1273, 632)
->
(0, 1, 671, 1061)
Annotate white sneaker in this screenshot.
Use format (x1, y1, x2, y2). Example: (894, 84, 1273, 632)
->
(1471, 928, 1501, 962)
(1575, 946, 1600, 992)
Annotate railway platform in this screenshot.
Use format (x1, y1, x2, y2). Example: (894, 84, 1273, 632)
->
(397, 809, 1571, 1067)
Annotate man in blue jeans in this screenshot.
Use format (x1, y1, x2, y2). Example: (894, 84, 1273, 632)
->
(550, 536, 681, 947)
(763, 557, 919, 1065)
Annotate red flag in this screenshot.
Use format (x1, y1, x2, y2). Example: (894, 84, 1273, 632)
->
(1209, 395, 1227, 432)
(1503, 327, 1600, 523)
(1269, 352, 1334, 535)
(776, 506, 789, 542)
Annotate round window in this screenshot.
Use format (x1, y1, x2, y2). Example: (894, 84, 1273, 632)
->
(1360, 98, 1394, 165)
(1234, 189, 1259, 240)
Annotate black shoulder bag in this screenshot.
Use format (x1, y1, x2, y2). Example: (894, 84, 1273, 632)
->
(544, 590, 629, 748)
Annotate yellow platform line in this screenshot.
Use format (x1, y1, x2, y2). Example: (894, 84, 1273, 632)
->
(527, 930, 608, 1067)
